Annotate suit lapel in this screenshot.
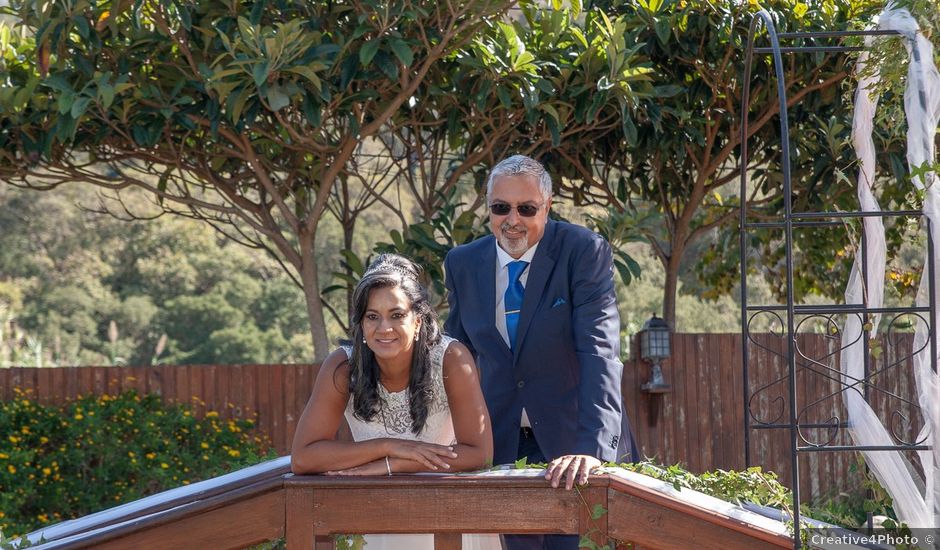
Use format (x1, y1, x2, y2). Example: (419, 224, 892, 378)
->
(477, 239, 512, 359)
(514, 221, 557, 364)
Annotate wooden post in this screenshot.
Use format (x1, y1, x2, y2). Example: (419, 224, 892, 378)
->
(577, 487, 609, 550)
(286, 485, 315, 549)
(434, 533, 462, 550)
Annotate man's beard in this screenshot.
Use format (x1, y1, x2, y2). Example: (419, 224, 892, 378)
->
(497, 222, 529, 256)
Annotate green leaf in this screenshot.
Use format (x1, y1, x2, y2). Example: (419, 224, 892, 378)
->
(70, 96, 91, 118)
(590, 504, 608, 520)
(99, 83, 115, 109)
(374, 51, 398, 80)
(389, 39, 413, 67)
(44, 75, 74, 93)
(622, 108, 637, 147)
(496, 86, 512, 108)
(57, 91, 75, 115)
(545, 115, 560, 147)
(252, 61, 270, 88)
(340, 249, 365, 276)
(654, 18, 671, 46)
(513, 456, 528, 469)
(359, 39, 380, 66)
(284, 65, 323, 92)
(321, 284, 346, 295)
(266, 86, 290, 111)
(652, 85, 682, 98)
(229, 87, 252, 122)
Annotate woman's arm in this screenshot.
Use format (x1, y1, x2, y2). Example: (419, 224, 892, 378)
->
(390, 340, 493, 473)
(290, 349, 458, 474)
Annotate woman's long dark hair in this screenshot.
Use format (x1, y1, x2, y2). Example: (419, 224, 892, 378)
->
(347, 254, 442, 434)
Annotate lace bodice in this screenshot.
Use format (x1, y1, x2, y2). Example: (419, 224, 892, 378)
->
(342, 336, 457, 446)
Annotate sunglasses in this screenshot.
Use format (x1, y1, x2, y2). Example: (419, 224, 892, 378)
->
(489, 202, 542, 217)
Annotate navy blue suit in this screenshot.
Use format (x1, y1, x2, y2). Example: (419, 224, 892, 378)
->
(444, 220, 631, 466)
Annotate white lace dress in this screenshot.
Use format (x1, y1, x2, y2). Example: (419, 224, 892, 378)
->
(341, 336, 501, 550)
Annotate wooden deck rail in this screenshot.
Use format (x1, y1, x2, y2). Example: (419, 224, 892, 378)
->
(24, 462, 794, 550)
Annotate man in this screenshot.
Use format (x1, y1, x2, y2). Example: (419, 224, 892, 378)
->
(444, 155, 635, 550)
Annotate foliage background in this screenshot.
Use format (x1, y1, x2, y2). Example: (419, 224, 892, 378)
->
(0, 181, 783, 366)
(0, 389, 274, 538)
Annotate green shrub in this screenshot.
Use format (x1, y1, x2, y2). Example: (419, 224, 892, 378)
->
(0, 388, 275, 538)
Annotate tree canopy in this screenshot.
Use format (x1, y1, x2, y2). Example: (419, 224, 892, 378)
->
(0, 0, 655, 356)
(546, 0, 915, 327)
(0, 0, 518, 359)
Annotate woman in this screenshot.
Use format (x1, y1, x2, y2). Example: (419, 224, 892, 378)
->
(291, 254, 497, 549)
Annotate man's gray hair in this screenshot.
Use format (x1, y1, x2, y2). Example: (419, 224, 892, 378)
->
(485, 155, 553, 202)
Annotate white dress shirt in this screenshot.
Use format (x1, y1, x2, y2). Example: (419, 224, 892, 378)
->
(495, 240, 539, 428)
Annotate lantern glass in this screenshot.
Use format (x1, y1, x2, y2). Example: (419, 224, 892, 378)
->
(639, 315, 671, 361)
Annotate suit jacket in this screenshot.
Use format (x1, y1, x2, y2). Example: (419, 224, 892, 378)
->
(444, 219, 625, 464)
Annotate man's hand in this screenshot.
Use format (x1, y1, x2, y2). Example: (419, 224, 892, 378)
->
(544, 454, 601, 490)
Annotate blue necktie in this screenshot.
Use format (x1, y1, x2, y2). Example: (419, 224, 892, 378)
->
(505, 260, 528, 351)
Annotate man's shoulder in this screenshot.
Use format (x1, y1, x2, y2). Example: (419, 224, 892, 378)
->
(446, 235, 493, 262)
(550, 220, 607, 250)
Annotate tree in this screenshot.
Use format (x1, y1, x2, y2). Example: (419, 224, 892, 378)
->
(331, 5, 657, 305)
(547, 0, 897, 328)
(0, 0, 514, 360)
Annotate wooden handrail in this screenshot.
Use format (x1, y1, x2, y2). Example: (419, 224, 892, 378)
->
(22, 456, 290, 548)
(22, 464, 794, 550)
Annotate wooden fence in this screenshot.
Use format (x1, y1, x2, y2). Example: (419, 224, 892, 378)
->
(0, 333, 923, 501)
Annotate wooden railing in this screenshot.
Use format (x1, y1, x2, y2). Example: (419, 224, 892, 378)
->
(23, 458, 794, 550)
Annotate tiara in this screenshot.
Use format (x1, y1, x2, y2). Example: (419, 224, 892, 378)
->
(363, 261, 414, 280)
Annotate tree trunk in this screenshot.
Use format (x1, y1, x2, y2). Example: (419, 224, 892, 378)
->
(299, 231, 331, 362)
(343, 217, 355, 325)
(661, 240, 686, 331)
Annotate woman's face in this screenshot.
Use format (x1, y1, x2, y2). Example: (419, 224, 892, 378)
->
(362, 285, 421, 363)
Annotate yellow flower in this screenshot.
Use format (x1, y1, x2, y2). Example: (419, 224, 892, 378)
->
(205, 411, 218, 418)
(20, 426, 29, 434)
(74, 413, 84, 420)
(200, 442, 209, 449)
(228, 449, 240, 457)
(202, 455, 209, 461)
(0, 511, 5, 518)
(42, 467, 51, 476)
(37, 514, 48, 523)
(145, 452, 156, 460)
(127, 451, 135, 458)
(160, 463, 169, 469)
(7, 436, 18, 444)
(0, 453, 8, 459)
(8, 465, 16, 474)
(39, 436, 48, 444)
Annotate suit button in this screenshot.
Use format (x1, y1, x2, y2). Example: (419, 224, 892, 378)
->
(517, 380, 525, 388)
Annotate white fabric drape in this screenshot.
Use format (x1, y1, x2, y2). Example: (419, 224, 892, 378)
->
(844, 5, 940, 529)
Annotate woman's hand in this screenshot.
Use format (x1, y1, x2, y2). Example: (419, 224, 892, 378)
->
(326, 459, 388, 476)
(385, 439, 458, 471)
